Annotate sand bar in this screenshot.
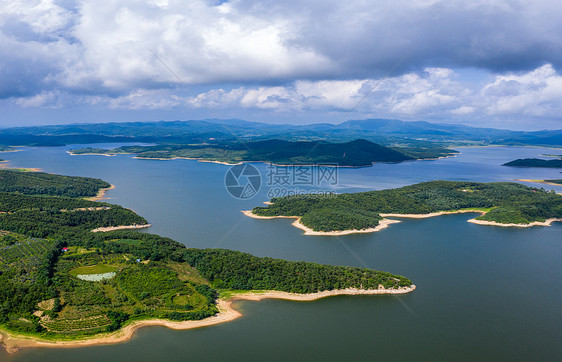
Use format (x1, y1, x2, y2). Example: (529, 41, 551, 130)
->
(67, 151, 117, 157)
(468, 218, 562, 227)
(379, 210, 486, 218)
(133, 156, 241, 166)
(86, 184, 116, 201)
(0, 162, 42, 172)
(0, 286, 415, 354)
(91, 224, 152, 232)
(515, 179, 562, 186)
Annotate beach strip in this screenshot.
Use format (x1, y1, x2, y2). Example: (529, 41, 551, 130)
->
(86, 184, 116, 201)
(243, 209, 561, 235)
(0, 286, 415, 354)
(90, 224, 152, 232)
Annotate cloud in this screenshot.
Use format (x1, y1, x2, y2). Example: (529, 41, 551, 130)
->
(3, 0, 562, 94)
(1, 0, 562, 129)
(14, 90, 62, 108)
(188, 67, 464, 116)
(174, 64, 562, 128)
(481, 64, 562, 117)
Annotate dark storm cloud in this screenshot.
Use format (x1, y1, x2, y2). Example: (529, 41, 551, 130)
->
(240, 0, 562, 77)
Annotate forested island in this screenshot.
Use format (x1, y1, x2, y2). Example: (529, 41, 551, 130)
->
(249, 181, 562, 233)
(503, 158, 562, 168)
(69, 139, 455, 167)
(0, 170, 413, 352)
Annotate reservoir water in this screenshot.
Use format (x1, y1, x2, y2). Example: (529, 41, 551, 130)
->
(1, 146, 561, 361)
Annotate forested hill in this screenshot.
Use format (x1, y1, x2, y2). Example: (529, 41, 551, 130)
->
(70, 139, 417, 167)
(0, 170, 111, 197)
(1, 118, 562, 147)
(242, 139, 413, 165)
(252, 181, 562, 232)
(503, 158, 562, 168)
(0, 170, 412, 340)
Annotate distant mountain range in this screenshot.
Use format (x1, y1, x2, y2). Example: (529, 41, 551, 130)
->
(1, 118, 561, 147)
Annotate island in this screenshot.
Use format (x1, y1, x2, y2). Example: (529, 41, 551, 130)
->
(503, 158, 562, 168)
(246, 181, 562, 234)
(0, 169, 414, 353)
(69, 139, 456, 167)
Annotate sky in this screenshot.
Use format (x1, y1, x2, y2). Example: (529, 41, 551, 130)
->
(1, 0, 562, 130)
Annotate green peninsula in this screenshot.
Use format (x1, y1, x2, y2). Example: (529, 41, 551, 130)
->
(0, 170, 111, 197)
(0, 170, 413, 349)
(69, 139, 455, 167)
(503, 158, 562, 168)
(250, 181, 562, 233)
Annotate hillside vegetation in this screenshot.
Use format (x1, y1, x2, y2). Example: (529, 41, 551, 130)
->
(252, 181, 562, 231)
(503, 158, 562, 168)
(70, 139, 416, 167)
(0, 170, 412, 339)
(0, 170, 111, 197)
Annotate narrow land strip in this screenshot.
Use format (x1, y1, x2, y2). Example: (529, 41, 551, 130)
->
(90, 224, 152, 232)
(86, 184, 115, 201)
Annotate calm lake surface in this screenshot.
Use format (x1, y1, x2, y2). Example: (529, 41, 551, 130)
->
(1, 146, 561, 361)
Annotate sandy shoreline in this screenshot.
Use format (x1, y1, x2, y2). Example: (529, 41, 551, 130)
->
(468, 218, 562, 227)
(86, 184, 116, 201)
(0, 286, 415, 354)
(515, 179, 562, 186)
(243, 208, 562, 235)
(379, 210, 486, 218)
(91, 224, 152, 232)
(133, 156, 241, 166)
(67, 151, 117, 157)
(0, 162, 43, 172)
(292, 218, 402, 235)
(241, 210, 401, 236)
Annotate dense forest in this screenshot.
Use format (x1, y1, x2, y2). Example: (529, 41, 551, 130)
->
(69, 139, 438, 167)
(0, 169, 412, 339)
(503, 158, 562, 168)
(252, 181, 562, 231)
(0, 170, 111, 197)
(183, 249, 411, 292)
(0, 192, 147, 238)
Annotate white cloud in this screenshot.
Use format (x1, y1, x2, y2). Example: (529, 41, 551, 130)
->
(0, 0, 72, 34)
(59, 0, 333, 91)
(86, 89, 184, 110)
(1, 0, 562, 129)
(14, 90, 61, 108)
(481, 64, 562, 117)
